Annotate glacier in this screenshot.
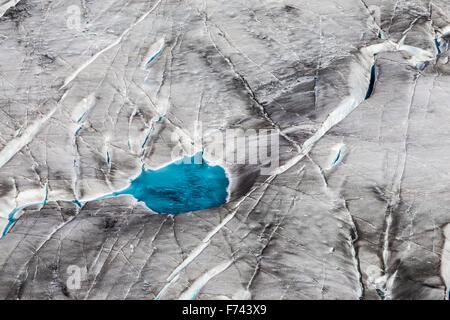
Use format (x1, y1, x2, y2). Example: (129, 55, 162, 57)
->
(0, 0, 449, 300)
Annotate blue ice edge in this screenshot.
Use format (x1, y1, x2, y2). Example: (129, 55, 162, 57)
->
(1, 152, 230, 236)
(331, 149, 342, 166)
(2, 184, 49, 237)
(146, 49, 162, 65)
(365, 65, 377, 100)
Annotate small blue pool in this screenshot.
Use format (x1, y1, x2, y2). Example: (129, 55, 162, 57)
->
(114, 153, 229, 214)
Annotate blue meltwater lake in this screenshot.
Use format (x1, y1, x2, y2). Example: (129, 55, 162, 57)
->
(113, 153, 229, 214)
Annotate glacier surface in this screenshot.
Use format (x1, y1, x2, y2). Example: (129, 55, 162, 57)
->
(0, 0, 449, 300)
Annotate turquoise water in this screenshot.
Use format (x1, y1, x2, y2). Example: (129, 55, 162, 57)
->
(2, 184, 48, 237)
(146, 49, 162, 65)
(331, 149, 342, 166)
(2, 208, 19, 237)
(113, 153, 229, 214)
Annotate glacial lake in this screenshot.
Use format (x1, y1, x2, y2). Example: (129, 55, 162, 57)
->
(113, 153, 229, 214)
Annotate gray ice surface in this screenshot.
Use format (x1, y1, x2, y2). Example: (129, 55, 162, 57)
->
(0, 0, 450, 300)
